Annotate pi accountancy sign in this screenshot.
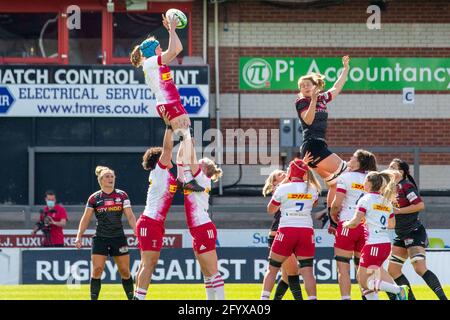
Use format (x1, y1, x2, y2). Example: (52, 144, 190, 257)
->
(239, 57, 450, 91)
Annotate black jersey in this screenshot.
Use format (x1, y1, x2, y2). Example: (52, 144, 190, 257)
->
(86, 189, 131, 238)
(296, 91, 333, 141)
(394, 179, 423, 238)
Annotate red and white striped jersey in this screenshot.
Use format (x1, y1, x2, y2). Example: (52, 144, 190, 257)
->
(184, 169, 212, 228)
(336, 171, 367, 221)
(143, 161, 177, 222)
(357, 192, 394, 244)
(270, 181, 319, 228)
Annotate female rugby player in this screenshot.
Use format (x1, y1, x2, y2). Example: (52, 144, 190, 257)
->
(75, 166, 137, 300)
(344, 171, 408, 300)
(261, 154, 321, 300)
(386, 159, 447, 300)
(263, 169, 303, 300)
(178, 139, 225, 300)
(130, 13, 202, 192)
(330, 149, 377, 300)
(296, 56, 350, 231)
(133, 123, 178, 300)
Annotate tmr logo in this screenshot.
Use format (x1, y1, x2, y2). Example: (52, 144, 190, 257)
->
(0, 87, 15, 114)
(178, 87, 206, 114)
(242, 58, 272, 89)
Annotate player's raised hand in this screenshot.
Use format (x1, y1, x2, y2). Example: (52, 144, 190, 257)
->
(167, 14, 179, 31)
(162, 14, 170, 31)
(302, 151, 313, 166)
(311, 86, 321, 100)
(342, 55, 350, 69)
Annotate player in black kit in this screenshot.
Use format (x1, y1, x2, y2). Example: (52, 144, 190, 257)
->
(75, 166, 137, 300)
(296, 56, 350, 234)
(262, 169, 303, 300)
(386, 159, 447, 300)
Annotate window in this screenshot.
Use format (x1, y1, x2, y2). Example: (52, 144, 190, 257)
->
(69, 11, 102, 65)
(112, 12, 189, 62)
(0, 13, 58, 59)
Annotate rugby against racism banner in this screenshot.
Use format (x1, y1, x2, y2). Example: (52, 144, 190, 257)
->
(239, 57, 450, 91)
(0, 65, 209, 117)
(1, 229, 449, 285)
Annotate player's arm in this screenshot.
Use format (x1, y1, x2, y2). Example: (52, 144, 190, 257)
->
(161, 15, 183, 65)
(160, 125, 174, 167)
(330, 191, 345, 223)
(388, 213, 395, 229)
(343, 209, 364, 229)
(75, 207, 94, 248)
(300, 90, 319, 125)
(268, 187, 282, 214)
(123, 207, 137, 235)
(50, 219, 67, 227)
(394, 201, 425, 214)
(327, 55, 350, 99)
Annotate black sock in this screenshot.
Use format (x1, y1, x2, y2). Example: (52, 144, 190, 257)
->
(122, 277, 135, 300)
(422, 270, 447, 300)
(273, 279, 289, 300)
(394, 274, 416, 300)
(288, 275, 303, 300)
(90, 278, 101, 300)
(361, 295, 367, 300)
(386, 292, 397, 300)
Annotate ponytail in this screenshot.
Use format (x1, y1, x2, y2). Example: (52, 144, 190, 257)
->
(130, 45, 143, 67)
(391, 158, 418, 190)
(200, 158, 223, 183)
(379, 172, 397, 205)
(306, 169, 322, 194)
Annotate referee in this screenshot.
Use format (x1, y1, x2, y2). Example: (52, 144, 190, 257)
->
(75, 166, 137, 300)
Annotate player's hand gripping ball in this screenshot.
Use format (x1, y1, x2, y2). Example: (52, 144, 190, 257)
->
(165, 9, 188, 29)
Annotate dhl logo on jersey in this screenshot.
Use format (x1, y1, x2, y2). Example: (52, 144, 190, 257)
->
(287, 193, 312, 200)
(373, 204, 390, 213)
(184, 188, 210, 195)
(161, 72, 172, 81)
(351, 183, 364, 191)
(169, 184, 177, 193)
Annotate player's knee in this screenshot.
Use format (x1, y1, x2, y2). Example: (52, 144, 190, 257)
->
(325, 160, 347, 185)
(298, 258, 314, 269)
(92, 266, 104, 277)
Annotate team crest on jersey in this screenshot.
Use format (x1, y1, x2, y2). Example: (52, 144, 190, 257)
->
(373, 204, 390, 212)
(161, 71, 172, 81)
(351, 183, 364, 191)
(115, 197, 121, 203)
(288, 193, 312, 200)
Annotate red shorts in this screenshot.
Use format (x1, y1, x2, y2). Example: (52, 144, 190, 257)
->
(359, 243, 391, 268)
(156, 102, 187, 121)
(190, 222, 217, 254)
(334, 221, 368, 253)
(271, 227, 315, 257)
(136, 215, 165, 252)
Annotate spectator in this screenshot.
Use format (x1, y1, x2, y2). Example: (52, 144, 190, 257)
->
(31, 190, 67, 247)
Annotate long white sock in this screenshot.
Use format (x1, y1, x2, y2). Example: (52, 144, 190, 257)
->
(211, 272, 225, 300)
(308, 296, 317, 300)
(260, 290, 271, 300)
(203, 275, 215, 300)
(134, 288, 147, 300)
(368, 279, 400, 294)
(341, 295, 351, 300)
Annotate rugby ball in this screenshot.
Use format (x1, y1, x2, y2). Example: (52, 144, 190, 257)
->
(166, 9, 188, 29)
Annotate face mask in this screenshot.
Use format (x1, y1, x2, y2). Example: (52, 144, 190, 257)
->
(46, 200, 55, 208)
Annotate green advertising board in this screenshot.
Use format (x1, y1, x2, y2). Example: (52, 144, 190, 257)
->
(239, 57, 450, 91)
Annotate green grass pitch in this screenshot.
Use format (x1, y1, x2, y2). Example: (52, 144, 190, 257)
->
(0, 284, 449, 300)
